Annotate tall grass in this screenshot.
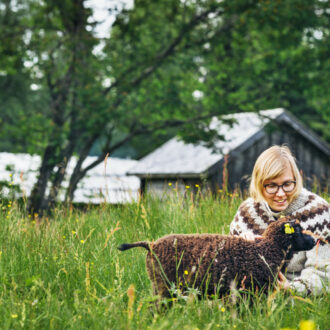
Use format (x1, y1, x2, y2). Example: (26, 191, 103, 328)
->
(0, 191, 328, 329)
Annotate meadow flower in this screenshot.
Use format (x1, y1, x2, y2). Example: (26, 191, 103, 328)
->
(220, 307, 225, 312)
(72, 230, 76, 235)
(184, 270, 188, 275)
(185, 185, 190, 189)
(299, 320, 315, 330)
(11, 314, 18, 318)
(168, 182, 172, 186)
(80, 240, 85, 244)
(195, 184, 199, 188)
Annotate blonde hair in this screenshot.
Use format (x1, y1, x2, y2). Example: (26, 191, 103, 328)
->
(249, 145, 303, 202)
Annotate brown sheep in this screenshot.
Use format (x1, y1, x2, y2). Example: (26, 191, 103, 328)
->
(118, 218, 315, 298)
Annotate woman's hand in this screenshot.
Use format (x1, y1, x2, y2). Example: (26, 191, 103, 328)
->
(239, 232, 262, 241)
(277, 271, 290, 290)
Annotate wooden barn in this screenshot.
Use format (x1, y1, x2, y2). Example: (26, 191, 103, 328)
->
(128, 108, 330, 195)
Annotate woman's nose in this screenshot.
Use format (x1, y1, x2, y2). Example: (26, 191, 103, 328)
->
(276, 186, 286, 196)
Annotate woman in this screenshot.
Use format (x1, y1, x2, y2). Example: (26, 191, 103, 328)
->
(230, 145, 329, 294)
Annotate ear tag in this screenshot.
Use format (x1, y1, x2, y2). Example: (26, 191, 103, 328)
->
(284, 223, 295, 234)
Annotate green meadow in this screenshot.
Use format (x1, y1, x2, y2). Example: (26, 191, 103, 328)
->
(0, 191, 328, 329)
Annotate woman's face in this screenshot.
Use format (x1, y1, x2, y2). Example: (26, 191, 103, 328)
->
(262, 165, 295, 212)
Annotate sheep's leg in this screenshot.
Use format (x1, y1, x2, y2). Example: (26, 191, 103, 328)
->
(146, 254, 173, 310)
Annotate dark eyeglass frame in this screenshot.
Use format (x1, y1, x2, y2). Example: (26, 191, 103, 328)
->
(263, 180, 296, 194)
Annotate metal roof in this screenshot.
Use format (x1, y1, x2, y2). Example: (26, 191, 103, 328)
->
(0, 153, 140, 204)
(128, 108, 330, 178)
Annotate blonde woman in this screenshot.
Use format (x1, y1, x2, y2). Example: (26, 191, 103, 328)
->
(230, 145, 329, 294)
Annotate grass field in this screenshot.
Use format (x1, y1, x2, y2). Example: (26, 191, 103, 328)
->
(0, 190, 329, 329)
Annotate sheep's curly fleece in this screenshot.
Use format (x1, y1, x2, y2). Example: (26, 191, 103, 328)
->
(121, 218, 313, 297)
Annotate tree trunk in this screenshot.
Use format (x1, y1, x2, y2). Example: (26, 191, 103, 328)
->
(65, 134, 98, 203)
(27, 145, 57, 215)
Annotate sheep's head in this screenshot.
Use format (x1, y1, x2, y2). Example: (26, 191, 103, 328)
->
(263, 218, 315, 252)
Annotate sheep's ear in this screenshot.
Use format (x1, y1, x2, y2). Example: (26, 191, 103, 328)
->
(283, 223, 295, 235)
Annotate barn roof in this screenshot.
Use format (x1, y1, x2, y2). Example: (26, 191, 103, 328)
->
(0, 153, 140, 204)
(128, 108, 330, 178)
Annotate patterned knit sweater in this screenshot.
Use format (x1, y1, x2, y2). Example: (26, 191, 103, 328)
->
(230, 188, 330, 294)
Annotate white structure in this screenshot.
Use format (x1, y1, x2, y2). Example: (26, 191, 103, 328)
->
(0, 153, 140, 204)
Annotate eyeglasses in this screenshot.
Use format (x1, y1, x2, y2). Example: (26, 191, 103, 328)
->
(263, 181, 296, 194)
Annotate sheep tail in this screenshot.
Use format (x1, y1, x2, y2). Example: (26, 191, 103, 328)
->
(117, 241, 150, 251)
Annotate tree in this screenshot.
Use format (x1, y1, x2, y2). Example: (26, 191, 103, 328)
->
(0, 0, 328, 214)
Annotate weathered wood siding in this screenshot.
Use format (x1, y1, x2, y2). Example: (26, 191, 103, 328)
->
(215, 123, 329, 192)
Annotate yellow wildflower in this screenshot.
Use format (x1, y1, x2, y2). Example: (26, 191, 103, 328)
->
(185, 185, 190, 189)
(184, 270, 188, 275)
(11, 314, 18, 318)
(220, 307, 225, 312)
(80, 240, 85, 244)
(72, 230, 76, 235)
(195, 184, 199, 188)
(299, 320, 315, 330)
(168, 182, 172, 186)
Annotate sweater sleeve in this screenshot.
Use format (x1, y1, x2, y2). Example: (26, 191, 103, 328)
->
(229, 207, 253, 236)
(287, 193, 330, 295)
(287, 243, 330, 295)
(229, 199, 267, 236)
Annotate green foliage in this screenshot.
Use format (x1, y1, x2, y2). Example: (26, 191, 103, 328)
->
(0, 0, 329, 212)
(0, 192, 329, 328)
